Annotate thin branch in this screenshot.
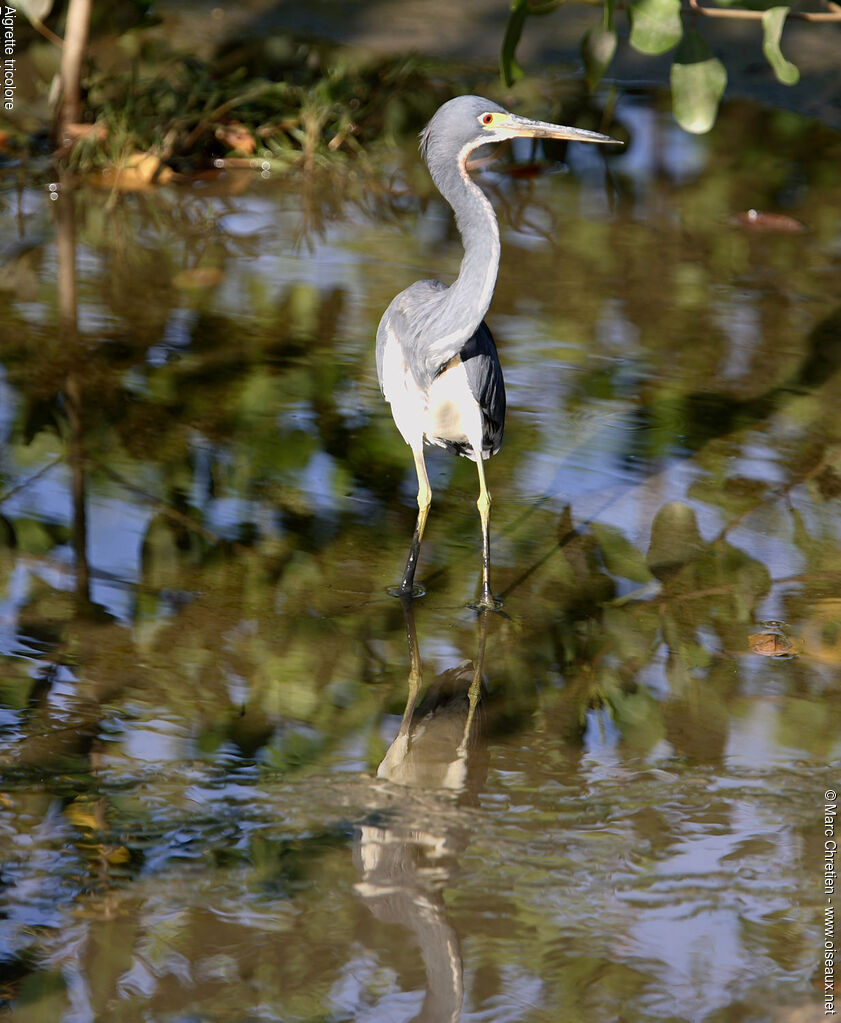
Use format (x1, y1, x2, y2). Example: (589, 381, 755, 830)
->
(774, 570, 841, 584)
(29, 17, 63, 47)
(687, 0, 841, 21)
(0, 458, 64, 505)
(570, 0, 841, 18)
(716, 449, 841, 542)
(94, 462, 246, 553)
(528, 0, 566, 12)
(180, 84, 275, 153)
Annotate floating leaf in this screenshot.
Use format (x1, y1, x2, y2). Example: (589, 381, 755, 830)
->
(762, 7, 800, 85)
(142, 516, 183, 591)
(582, 26, 618, 92)
(500, 0, 529, 86)
(629, 0, 682, 56)
(749, 628, 798, 658)
(670, 30, 727, 134)
(733, 209, 805, 232)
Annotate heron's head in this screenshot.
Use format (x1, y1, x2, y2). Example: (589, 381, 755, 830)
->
(420, 95, 620, 179)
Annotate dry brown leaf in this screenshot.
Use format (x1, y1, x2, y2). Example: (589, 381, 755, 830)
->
(749, 631, 794, 657)
(748, 621, 803, 658)
(64, 122, 108, 142)
(53, 123, 110, 160)
(91, 151, 174, 191)
(215, 121, 256, 153)
(734, 209, 806, 232)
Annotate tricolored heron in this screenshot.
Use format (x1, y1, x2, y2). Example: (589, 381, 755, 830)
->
(376, 95, 620, 607)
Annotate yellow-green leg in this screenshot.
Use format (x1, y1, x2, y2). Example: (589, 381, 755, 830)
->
(475, 454, 496, 608)
(397, 447, 431, 597)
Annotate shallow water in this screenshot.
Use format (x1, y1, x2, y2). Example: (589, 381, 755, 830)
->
(1, 93, 841, 1022)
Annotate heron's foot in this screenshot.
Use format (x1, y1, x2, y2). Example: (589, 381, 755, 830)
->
(468, 590, 503, 613)
(387, 583, 426, 600)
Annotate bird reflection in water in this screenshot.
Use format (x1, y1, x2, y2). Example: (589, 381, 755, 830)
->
(354, 600, 491, 1023)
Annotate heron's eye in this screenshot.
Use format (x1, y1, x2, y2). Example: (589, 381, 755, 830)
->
(481, 113, 494, 125)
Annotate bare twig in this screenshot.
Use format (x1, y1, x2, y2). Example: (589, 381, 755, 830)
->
(687, 0, 841, 21)
(180, 85, 275, 153)
(0, 458, 63, 506)
(29, 17, 63, 47)
(570, 0, 841, 18)
(717, 449, 841, 541)
(94, 462, 245, 552)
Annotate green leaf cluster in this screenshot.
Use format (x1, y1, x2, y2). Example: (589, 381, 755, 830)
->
(501, 0, 805, 133)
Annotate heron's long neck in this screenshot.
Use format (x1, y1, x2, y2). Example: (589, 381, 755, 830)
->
(432, 147, 501, 337)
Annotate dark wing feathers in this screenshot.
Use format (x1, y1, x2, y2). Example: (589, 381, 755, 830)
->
(450, 319, 505, 457)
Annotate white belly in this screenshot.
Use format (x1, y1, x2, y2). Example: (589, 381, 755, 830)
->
(381, 332, 483, 459)
(426, 359, 483, 454)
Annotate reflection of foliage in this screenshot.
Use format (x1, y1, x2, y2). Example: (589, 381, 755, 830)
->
(1, 99, 840, 755)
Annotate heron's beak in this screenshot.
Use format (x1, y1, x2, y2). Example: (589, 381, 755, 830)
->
(498, 113, 621, 146)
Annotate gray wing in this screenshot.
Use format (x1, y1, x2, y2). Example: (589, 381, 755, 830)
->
(376, 281, 505, 456)
(376, 280, 471, 395)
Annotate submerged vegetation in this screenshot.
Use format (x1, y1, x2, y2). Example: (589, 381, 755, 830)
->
(3, 1, 454, 182)
(4, 15, 443, 178)
(70, 39, 441, 177)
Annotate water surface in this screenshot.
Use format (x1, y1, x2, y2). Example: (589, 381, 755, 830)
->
(1, 93, 840, 1021)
